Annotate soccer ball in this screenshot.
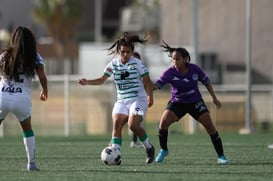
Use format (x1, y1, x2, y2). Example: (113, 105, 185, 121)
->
(101, 146, 121, 165)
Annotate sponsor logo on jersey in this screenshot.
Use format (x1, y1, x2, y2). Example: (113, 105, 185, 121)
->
(2, 85, 22, 93)
(120, 71, 130, 80)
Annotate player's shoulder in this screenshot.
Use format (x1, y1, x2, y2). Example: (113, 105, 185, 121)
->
(108, 57, 120, 65)
(36, 52, 44, 64)
(188, 63, 202, 71)
(165, 66, 176, 73)
(188, 63, 197, 68)
(130, 56, 142, 64)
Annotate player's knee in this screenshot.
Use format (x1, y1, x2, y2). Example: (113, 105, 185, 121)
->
(128, 124, 138, 132)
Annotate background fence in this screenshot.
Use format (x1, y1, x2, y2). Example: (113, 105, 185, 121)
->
(0, 75, 272, 136)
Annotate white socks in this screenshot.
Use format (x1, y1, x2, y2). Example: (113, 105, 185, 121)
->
(23, 136, 35, 163)
(141, 138, 152, 149)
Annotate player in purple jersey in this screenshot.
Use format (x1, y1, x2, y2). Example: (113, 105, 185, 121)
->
(153, 41, 228, 164)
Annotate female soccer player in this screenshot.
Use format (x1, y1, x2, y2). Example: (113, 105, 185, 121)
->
(153, 41, 228, 164)
(0, 26, 48, 171)
(78, 32, 155, 164)
(128, 51, 144, 148)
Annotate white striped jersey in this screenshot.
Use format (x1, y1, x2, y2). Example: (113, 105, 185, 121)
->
(104, 57, 149, 100)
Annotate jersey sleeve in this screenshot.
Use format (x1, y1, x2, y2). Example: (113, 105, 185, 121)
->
(103, 61, 113, 77)
(136, 59, 149, 77)
(36, 53, 45, 66)
(195, 64, 210, 85)
(0, 53, 5, 71)
(155, 68, 172, 89)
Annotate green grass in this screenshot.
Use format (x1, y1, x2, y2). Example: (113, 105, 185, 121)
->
(0, 132, 272, 181)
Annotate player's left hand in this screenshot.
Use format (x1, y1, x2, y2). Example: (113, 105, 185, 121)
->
(40, 91, 47, 101)
(213, 98, 221, 109)
(147, 96, 153, 107)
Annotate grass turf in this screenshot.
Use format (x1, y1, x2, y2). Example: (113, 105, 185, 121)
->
(0, 132, 272, 181)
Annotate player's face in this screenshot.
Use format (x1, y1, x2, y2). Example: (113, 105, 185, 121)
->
(171, 51, 187, 69)
(119, 46, 133, 63)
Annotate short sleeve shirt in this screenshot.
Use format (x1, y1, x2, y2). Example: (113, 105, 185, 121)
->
(104, 57, 149, 100)
(0, 52, 45, 95)
(156, 63, 210, 103)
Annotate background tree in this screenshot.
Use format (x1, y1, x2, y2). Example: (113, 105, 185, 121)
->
(32, 0, 82, 59)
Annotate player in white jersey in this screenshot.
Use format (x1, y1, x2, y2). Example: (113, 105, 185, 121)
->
(128, 51, 144, 148)
(78, 32, 155, 164)
(0, 27, 48, 171)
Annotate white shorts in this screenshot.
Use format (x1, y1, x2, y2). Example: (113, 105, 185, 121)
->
(112, 97, 148, 119)
(0, 94, 31, 122)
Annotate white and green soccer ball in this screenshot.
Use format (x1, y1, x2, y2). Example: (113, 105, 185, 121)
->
(101, 146, 121, 165)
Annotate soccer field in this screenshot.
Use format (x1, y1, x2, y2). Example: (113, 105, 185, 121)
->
(0, 133, 272, 181)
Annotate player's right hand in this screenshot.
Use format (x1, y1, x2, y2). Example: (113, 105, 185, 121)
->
(78, 79, 87, 85)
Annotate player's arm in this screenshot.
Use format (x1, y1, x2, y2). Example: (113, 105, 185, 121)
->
(142, 75, 154, 107)
(152, 83, 159, 91)
(36, 65, 48, 101)
(78, 75, 108, 86)
(206, 83, 221, 109)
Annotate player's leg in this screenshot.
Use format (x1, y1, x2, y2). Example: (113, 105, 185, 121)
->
(0, 119, 4, 137)
(0, 110, 8, 126)
(20, 117, 40, 171)
(111, 101, 129, 150)
(130, 130, 142, 148)
(198, 112, 228, 164)
(128, 99, 154, 164)
(0, 98, 8, 129)
(128, 98, 152, 149)
(128, 114, 149, 148)
(111, 114, 128, 150)
(132, 133, 138, 143)
(127, 125, 141, 148)
(156, 110, 178, 162)
(128, 114, 154, 164)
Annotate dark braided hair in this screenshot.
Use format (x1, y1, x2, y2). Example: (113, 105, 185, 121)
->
(1, 26, 36, 81)
(161, 40, 191, 63)
(133, 52, 141, 59)
(107, 32, 148, 55)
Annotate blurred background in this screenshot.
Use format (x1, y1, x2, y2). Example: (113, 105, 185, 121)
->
(0, 0, 272, 136)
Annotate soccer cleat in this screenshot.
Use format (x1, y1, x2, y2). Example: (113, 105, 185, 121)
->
(217, 155, 229, 164)
(130, 141, 142, 148)
(27, 162, 40, 171)
(145, 145, 155, 164)
(155, 149, 169, 163)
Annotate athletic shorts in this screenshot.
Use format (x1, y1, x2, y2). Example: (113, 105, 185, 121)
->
(166, 99, 209, 120)
(0, 94, 31, 122)
(112, 97, 148, 120)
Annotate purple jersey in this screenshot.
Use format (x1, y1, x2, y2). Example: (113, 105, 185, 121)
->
(156, 63, 210, 103)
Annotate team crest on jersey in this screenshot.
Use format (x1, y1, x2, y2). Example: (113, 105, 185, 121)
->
(192, 74, 198, 81)
(128, 64, 136, 70)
